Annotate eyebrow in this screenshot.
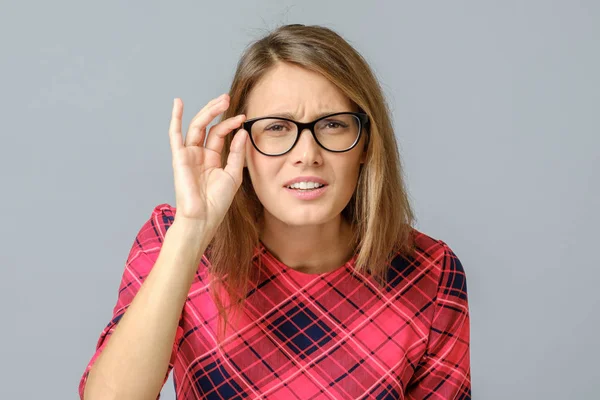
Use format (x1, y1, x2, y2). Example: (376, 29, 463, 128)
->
(265, 111, 349, 121)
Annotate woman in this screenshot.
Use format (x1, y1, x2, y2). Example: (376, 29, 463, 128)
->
(79, 24, 471, 400)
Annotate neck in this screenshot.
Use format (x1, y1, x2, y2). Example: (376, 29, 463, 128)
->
(259, 212, 356, 274)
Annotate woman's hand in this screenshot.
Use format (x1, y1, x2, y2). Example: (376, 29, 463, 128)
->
(168, 94, 248, 231)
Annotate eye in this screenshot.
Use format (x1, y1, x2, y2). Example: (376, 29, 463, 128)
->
(318, 119, 349, 130)
(265, 124, 286, 131)
(263, 119, 294, 132)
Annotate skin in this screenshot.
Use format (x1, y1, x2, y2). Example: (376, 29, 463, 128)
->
(243, 62, 367, 274)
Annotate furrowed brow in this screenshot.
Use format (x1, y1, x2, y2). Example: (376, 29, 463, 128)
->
(267, 111, 347, 121)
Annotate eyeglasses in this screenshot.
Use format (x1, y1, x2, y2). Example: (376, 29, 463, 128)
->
(242, 112, 369, 156)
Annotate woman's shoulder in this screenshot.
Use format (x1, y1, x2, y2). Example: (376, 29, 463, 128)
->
(131, 202, 177, 256)
(148, 202, 177, 230)
(386, 227, 467, 289)
(134, 202, 177, 243)
(144, 202, 212, 278)
(409, 227, 453, 261)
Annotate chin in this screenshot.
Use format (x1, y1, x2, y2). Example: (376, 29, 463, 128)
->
(274, 208, 338, 227)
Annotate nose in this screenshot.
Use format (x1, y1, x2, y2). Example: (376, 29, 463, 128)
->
(290, 128, 322, 165)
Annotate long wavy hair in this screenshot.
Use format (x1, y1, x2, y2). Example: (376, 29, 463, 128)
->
(206, 24, 416, 343)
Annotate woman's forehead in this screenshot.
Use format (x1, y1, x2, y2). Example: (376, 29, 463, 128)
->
(245, 77, 354, 119)
(244, 63, 351, 113)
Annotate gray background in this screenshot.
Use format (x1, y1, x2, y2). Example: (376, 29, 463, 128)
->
(1, 1, 598, 399)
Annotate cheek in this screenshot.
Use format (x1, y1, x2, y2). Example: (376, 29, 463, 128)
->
(246, 154, 281, 193)
(335, 161, 363, 199)
(335, 154, 363, 181)
(246, 147, 263, 179)
(244, 140, 252, 168)
(337, 168, 361, 196)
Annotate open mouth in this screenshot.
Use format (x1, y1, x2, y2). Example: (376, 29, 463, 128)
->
(285, 185, 327, 191)
(283, 184, 328, 199)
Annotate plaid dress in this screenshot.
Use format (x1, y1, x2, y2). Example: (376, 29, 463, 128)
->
(79, 204, 471, 399)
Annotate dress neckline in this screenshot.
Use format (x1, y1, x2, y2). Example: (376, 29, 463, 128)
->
(257, 239, 358, 281)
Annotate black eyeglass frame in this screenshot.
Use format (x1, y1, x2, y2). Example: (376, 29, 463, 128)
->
(242, 111, 370, 157)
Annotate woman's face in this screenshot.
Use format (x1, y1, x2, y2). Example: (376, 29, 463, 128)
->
(244, 62, 367, 228)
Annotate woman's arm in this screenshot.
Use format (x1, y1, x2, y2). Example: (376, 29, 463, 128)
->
(81, 210, 212, 400)
(405, 242, 471, 399)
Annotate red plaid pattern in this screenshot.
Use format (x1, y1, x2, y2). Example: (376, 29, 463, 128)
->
(79, 203, 471, 399)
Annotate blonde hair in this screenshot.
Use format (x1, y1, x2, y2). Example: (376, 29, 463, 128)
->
(207, 24, 416, 342)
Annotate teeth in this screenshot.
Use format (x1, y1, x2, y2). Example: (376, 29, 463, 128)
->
(287, 181, 325, 189)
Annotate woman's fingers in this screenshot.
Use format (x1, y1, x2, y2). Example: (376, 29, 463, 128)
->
(204, 114, 246, 154)
(169, 98, 184, 157)
(184, 96, 230, 147)
(223, 129, 248, 185)
(190, 93, 228, 126)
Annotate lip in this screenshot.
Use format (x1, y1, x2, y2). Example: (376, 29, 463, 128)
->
(282, 176, 329, 187)
(284, 185, 328, 200)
